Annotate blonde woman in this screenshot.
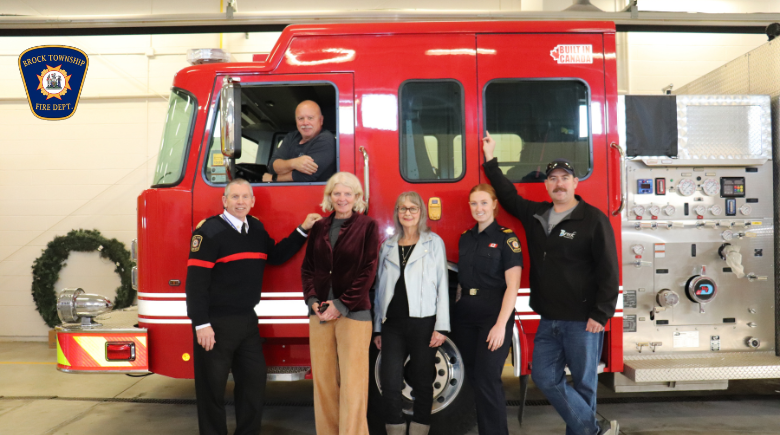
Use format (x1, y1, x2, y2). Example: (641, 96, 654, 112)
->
(302, 172, 380, 435)
(373, 192, 449, 435)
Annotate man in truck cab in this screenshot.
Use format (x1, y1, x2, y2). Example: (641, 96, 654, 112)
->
(186, 178, 321, 435)
(482, 132, 620, 435)
(262, 100, 336, 183)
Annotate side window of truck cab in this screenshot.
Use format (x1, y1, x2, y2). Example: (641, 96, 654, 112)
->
(483, 80, 592, 182)
(399, 80, 465, 182)
(204, 83, 338, 185)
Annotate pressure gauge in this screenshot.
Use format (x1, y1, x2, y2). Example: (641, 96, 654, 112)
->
(648, 205, 661, 217)
(632, 205, 646, 217)
(663, 205, 676, 216)
(694, 205, 707, 217)
(676, 179, 696, 197)
(631, 244, 645, 255)
(702, 178, 719, 196)
(740, 204, 752, 216)
(709, 205, 722, 216)
(721, 230, 733, 241)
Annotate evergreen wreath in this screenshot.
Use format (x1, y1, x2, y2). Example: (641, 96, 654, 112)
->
(31, 229, 136, 328)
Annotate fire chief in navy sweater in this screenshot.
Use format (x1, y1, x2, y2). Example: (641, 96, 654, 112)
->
(186, 178, 321, 435)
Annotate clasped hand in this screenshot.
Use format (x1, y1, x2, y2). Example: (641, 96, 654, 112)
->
(313, 301, 341, 322)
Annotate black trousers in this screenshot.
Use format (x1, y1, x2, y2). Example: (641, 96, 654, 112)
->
(193, 313, 267, 435)
(380, 316, 437, 425)
(452, 295, 514, 435)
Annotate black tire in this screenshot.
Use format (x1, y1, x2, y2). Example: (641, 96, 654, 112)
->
(367, 337, 477, 435)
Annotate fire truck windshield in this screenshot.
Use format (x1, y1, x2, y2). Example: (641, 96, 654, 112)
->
(153, 88, 197, 187)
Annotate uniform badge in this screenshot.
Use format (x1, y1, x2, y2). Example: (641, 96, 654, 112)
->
(507, 237, 522, 253)
(18, 46, 88, 120)
(489, 243, 498, 248)
(191, 235, 203, 252)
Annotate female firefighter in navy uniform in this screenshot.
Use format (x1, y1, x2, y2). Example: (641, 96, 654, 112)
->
(452, 183, 522, 435)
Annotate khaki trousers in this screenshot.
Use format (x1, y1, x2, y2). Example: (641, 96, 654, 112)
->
(309, 315, 372, 435)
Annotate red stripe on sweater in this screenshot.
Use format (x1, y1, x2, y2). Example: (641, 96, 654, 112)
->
(216, 252, 268, 263)
(187, 259, 215, 268)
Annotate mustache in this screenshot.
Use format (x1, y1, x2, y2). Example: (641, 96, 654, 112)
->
(553, 188, 567, 192)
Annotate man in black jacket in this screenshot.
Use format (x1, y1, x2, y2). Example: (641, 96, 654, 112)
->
(186, 178, 320, 435)
(482, 133, 619, 435)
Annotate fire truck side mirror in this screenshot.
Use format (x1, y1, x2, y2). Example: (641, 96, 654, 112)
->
(220, 76, 242, 161)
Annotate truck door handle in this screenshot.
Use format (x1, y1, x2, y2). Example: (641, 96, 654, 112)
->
(611, 141, 626, 216)
(359, 146, 370, 214)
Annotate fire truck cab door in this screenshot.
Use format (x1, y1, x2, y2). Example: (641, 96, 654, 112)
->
(476, 32, 609, 223)
(193, 73, 354, 293)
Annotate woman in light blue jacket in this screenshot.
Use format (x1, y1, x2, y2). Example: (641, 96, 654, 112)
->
(373, 191, 449, 435)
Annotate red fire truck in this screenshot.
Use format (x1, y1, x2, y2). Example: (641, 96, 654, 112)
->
(55, 21, 624, 432)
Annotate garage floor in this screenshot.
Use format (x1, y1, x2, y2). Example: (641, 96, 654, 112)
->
(2, 342, 780, 434)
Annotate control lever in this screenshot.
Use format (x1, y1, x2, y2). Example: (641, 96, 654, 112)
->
(747, 273, 768, 282)
(634, 222, 657, 230)
(635, 342, 662, 353)
(634, 259, 653, 268)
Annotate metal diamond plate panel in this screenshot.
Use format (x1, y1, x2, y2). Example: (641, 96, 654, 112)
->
(676, 54, 750, 96)
(676, 95, 771, 159)
(624, 351, 780, 383)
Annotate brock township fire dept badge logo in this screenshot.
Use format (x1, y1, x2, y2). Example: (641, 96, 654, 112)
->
(550, 44, 593, 64)
(191, 235, 203, 252)
(18, 45, 89, 121)
(39, 65, 71, 99)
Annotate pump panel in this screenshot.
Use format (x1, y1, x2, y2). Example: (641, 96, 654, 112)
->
(618, 94, 780, 388)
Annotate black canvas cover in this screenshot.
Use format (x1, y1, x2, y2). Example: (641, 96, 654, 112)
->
(625, 95, 678, 157)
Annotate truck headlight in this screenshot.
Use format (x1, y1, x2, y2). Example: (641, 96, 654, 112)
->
(57, 288, 113, 327)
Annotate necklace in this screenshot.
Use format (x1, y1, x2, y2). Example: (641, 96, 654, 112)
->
(400, 244, 414, 266)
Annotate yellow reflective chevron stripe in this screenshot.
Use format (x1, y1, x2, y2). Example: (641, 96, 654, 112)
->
(56, 337, 71, 367)
(73, 336, 132, 367)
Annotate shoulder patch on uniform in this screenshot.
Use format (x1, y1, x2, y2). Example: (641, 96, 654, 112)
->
(191, 235, 203, 252)
(502, 228, 514, 234)
(507, 236, 521, 253)
(196, 219, 206, 229)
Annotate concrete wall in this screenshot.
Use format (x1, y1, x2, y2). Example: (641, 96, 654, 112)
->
(0, 33, 280, 339)
(0, 0, 774, 338)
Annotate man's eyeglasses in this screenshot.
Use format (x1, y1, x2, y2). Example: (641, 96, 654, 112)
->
(398, 206, 420, 214)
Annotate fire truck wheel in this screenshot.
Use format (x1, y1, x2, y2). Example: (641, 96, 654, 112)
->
(367, 337, 477, 435)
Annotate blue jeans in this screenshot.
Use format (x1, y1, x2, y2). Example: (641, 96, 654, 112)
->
(531, 318, 604, 435)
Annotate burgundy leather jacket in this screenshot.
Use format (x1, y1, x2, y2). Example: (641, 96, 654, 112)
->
(301, 212, 380, 312)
